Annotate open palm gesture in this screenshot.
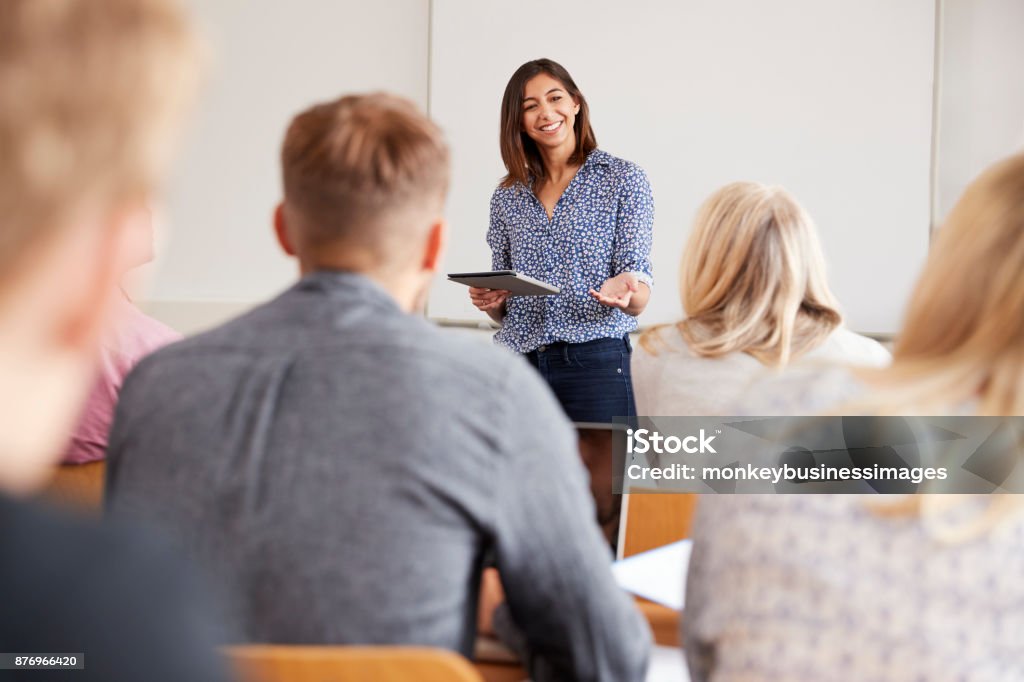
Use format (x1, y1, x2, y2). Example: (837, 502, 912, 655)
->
(589, 272, 640, 310)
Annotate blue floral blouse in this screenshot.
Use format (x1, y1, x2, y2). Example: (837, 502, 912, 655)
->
(487, 149, 654, 353)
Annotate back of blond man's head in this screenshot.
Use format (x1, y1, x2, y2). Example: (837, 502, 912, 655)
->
(281, 93, 450, 273)
(0, 0, 199, 286)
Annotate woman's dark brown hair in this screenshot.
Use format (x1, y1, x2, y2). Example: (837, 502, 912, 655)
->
(499, 58, 598, 188)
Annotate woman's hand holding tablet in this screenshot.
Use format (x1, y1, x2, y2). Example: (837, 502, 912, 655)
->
(468, 286, 510, 312)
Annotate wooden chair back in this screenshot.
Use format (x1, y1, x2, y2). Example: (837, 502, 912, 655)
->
(40, 461, 106, 514)
(619, 488, 698, 558)
(226, 645, 484, 682)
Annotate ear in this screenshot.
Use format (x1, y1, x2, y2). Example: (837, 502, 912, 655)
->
(420, 217, 447, 273)
(274, 202, 296, 257)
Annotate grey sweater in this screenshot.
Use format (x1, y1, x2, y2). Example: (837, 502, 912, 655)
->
(106, 271, 650, 681)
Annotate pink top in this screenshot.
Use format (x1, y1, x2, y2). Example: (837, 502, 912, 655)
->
(63, 300, 182, 464)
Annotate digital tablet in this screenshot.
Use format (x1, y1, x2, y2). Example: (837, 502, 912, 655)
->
(447, 270, 560, 296)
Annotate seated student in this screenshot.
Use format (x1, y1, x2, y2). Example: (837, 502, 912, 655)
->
(684, 153, 1024, 681)
(0, 1, 228, 680)
(631, 182, 889, 416)
(64, 208, 181, 464)
(106, 93, 650, 682)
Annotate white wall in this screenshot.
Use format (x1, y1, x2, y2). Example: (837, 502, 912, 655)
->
(427, 0, 934, 335)
(143, 1, 1024, 337)
(936, 0, 1024, 222)
(149, 0, 428, 317)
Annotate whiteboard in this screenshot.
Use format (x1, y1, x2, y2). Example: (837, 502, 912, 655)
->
(936, 0, 1024, 222)
(427, 0, 935, 335)
(154, 0, 428, 306)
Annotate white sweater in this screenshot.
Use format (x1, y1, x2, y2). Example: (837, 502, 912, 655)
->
(631, 325, 890, 416)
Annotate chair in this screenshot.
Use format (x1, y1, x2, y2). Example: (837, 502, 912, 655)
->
(226, 645, 484, 682)
(619, 488, 698, 558)
(39, 461, 106, 514)
(618, 488, 695, 647)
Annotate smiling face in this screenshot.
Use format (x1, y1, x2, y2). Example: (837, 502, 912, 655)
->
(520, 72, 580, 155)
(498, 59, 597, 188)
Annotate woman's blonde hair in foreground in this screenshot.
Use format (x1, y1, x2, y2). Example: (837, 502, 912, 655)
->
(861, 153, 1024, 539)
(642, 181, 841, 366)
(0, 0, 200, 285)
(861, 152, 1024, 417)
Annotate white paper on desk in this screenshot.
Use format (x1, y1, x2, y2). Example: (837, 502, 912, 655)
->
(612, 539, 692, 611)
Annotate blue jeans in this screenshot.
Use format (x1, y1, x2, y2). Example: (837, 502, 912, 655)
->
(524, 336, 636, 424)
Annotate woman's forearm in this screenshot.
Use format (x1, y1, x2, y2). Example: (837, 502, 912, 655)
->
(486, 302, 507, 324)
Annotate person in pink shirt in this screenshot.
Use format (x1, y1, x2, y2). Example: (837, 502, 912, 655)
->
(63, 210, 181, 464)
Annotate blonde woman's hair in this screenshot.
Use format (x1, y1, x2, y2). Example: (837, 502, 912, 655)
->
(0, 0, 200, 287)
(642, 181, 841, 366)
(859, 152, 1024, 416)
(857, 154, 1024, 538)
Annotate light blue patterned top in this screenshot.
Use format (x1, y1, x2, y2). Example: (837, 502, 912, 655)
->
(685, 371, 1024, 681)
(686, 494, 1024, 682)
(487, 149, 654, 353)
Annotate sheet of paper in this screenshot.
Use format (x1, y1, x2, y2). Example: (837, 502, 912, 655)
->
(612, 539, 692, 611)
(647, 645, 688, 682)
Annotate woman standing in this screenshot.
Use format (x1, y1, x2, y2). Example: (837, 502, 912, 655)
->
(470, 58, 654, 423)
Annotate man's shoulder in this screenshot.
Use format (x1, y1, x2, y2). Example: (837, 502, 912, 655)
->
(124, 307, 532, 406)
(351, 324, 568, 447)
(119, 316, 258, 394)
(127, 301, 270, 365)
(385, 324, 532, 393)
(121, 285, 369, 381)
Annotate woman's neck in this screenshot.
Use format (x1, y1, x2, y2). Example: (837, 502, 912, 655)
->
(538, 139, 579, 185)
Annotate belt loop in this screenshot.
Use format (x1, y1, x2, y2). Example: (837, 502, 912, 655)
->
(623, 333, 632, 352)
(562, 344, 570, 363)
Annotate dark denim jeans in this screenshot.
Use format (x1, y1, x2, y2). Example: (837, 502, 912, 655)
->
(524, 336, 636, 424)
